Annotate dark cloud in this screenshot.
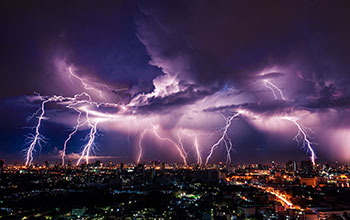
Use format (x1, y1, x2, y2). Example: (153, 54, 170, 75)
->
(206, 96, 350, 115)
(305, 97, 350, 110)
(137, 0, 350, 92)
(0, 0, 162, 98)
(134, 86, 217, 113)
(204, 100, 296, 115)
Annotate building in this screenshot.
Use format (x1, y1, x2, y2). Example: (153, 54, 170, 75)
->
(300, 177, 317, 187)
(286, 160, 297, 172)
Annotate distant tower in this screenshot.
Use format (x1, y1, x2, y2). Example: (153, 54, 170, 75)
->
(293, 161, 298, 172)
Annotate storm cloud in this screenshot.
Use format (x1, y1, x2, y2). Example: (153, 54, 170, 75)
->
(1, 0, 350, 164)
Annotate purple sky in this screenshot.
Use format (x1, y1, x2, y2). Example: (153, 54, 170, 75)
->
(1, 0, 350, 165)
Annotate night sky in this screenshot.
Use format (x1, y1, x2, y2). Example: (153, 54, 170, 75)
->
(1, 0, 350, 165)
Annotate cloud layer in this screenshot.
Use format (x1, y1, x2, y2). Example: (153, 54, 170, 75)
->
(1, 1, 350, 164)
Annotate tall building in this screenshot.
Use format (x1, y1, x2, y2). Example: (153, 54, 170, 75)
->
(286, 160, 297, 172)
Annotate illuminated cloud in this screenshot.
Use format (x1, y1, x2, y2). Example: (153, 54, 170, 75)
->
(1, 1, 350, 164)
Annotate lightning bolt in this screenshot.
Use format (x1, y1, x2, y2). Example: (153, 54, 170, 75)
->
(223, 133, 234, 165)
(136, 129, 147, 164)
(178, 129, 201, 166)
(61, 110, 84, 165)
(151, 124, 188, 166)
(192, 134, 201, 166)
(205, 112, 240, 166)
(264, 80, 286, 100)
(25, 97, 57, 166)
(24, 61, 319, 167)
(25, 92, 114, 166)
(176, 130, 189, 162)
(281, 116, 317, 166)
(68, 67, 127, 98)
(68, 67, 104, 98)
(76, 112, 100, 165)
(26, 108, 42, 123)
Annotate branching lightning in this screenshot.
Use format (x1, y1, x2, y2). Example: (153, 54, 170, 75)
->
(137, 129, 147, 164)
(76, 115, 99, 165)
(223, 133, 234, 165)
(281, 116, 317, 165)
(178, 129, 201, 165)
(68, 67, 127, 98)
(205, 112, 240, 166)
(24, 62, 320, 167)
(25, 92, 114, 166)
(61, 111, 84, 165)
(25, 98, 55, 166)
(264, 80, 286, 100)
(151, 124, 188, 166)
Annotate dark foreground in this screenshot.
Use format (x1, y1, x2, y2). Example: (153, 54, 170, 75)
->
(1, 162, 350, 219)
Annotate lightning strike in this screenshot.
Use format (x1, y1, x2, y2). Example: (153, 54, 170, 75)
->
(76, 113, 100, 165)
(25, 98, 55, 166)
(26, 108, 42, 123)
(25, 92, 110, 166)
(223, 133, 234, 165)
(68, 67, 127, 98)
(205, 112, 240, 166)
(264, 80, 286, 100)
(61, 110, 84, 165)
(24, 60, 321, 167)
(68, 67, 105, 98)
(151, 124, 188, 166)
(137, 129, 147, 164)
(178, 129, 201, 166)
(281, 116, 317, 165)
(176, 130, 189, 161)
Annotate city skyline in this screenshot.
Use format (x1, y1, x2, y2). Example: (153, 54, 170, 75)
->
(1, 158, 350, 219)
